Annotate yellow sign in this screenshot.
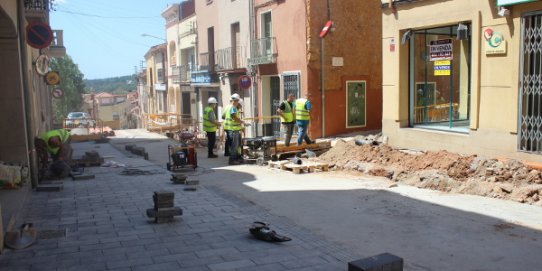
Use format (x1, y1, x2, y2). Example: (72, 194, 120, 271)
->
(434, 60, 451, 76)
(434, 70, 451, 76)
(434, 60, 450, 66)
(45, 71, 60, 85)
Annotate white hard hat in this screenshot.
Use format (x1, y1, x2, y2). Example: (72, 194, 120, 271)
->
(208, 97, 217, 104)
(230, 93, 241, 101)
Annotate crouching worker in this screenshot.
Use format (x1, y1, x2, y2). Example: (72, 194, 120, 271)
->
(35, 129, 73, 178)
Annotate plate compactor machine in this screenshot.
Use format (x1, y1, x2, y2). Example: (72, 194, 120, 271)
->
(241, 136, 277, 165)
(166, 142, 197, 171)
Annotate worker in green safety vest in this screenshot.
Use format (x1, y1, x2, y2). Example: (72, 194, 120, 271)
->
(277, 93, 296, 147)
(295, 93, 313, 146)
(35, 129, 73, 178)
(203, 97, 220, 158)
(224, 94, 244, 165)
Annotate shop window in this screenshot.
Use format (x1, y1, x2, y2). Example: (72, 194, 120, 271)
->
(409, 24, 471, 132)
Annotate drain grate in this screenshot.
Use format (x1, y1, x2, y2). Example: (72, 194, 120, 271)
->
(38, 229, 66, 239)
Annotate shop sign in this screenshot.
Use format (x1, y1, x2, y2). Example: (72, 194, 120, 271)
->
(484, 28, 507, 55)
(429, 39, 453, 61)
(497, 0, 536, 6)
(434, 60, 451, 76)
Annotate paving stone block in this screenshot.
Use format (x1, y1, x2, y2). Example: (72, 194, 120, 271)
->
(207, 259, 256, 271)
(348, 253, 403, 271)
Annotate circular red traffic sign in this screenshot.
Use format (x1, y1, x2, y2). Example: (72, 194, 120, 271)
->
(52, 88, 64, 99)
(26, 22, 53, 49)
(239, 75, 252, 89)
(320, 20, 333, 38)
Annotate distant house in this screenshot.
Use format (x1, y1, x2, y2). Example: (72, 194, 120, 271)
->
(94, 92, 132, 130)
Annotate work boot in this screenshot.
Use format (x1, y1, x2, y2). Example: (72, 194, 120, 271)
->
(208, 154, 218, 158)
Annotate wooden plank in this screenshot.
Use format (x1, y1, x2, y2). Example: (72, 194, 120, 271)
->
(268, 160, 289, 169)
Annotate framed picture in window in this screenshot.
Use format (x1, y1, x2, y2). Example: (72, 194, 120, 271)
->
(346, 80, 366, 128)
(415, 82, 436, 107)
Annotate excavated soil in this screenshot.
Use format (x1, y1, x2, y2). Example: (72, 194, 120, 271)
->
(317, 139, 542, 205)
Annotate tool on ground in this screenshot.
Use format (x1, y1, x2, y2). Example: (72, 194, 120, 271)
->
(241, 136, 277, 165)
(249, 221, 292, 242)
(4, 223, 37, 250)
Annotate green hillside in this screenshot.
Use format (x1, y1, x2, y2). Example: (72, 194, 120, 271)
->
(84, 75, 136, 94)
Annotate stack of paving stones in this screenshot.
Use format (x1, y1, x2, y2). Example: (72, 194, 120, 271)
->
(78, 151, 104, 166)
(125, 144, 149, 160)
(146, 191, 183, 223)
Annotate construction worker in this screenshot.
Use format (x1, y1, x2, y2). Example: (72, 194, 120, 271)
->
(203, 97, 220, 158)
(34, 129, 73, 178)
(295, 93, 313, 146)
(223, 93, 241, 157)
(224, 94, 244, 165)
(277, 93, 296, 146)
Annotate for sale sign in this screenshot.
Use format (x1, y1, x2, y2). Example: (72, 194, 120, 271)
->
(429, 39, 453, 61)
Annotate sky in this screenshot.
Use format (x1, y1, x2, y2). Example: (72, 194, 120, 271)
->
(50, 0, 175, 80)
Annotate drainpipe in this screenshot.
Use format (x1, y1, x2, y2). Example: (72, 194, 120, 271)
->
(17, 0, 38, 188)
(249, 0, 257, 137)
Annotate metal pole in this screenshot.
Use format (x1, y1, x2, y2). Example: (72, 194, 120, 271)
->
(320, 38, 325, 138)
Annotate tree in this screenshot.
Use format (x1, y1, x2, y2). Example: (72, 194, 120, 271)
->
(49, 55, 86, 123)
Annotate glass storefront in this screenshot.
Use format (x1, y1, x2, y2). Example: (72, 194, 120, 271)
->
(409, 24, 471, 132)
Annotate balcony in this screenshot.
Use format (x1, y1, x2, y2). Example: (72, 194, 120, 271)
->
(24, 0, 51, 21)
(248, 37, 277, 65)
(198, 52, 214, 71)
(48, 30, 66, 57)
(169, 65, 192, 84)
(215, 46, 246, 71)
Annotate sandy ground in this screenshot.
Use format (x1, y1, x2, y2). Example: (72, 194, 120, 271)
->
(317, 138, 542, 205)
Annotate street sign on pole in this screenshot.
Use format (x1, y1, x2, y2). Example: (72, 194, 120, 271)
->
(52, 88, 64, 99)
(26, 22, 54, 49)
(239, 75, 252, 89)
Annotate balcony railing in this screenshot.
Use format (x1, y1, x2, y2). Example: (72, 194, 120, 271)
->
(48, 30, 66, 57)
(169, 65, 193, 84)
(248, 37, 277, 65)
(199, 52, 214, 71)
(24, 0, 51, 20)
(215, 46, 246, 71)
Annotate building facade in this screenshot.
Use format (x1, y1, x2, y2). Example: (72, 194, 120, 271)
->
(195, 0, 252, 135)
(250, 0, 383, 139)
(0, 0, 65, 187)
(162, 1, 198, 122)
(382, 0, 542, 161)
(144, 43, 168, 116)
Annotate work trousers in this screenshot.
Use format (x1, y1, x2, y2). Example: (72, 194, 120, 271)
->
(224, 129, 232, 156)
(228, 130, 242, 160)
(206, 131, 216, 155)
(282, 122, 294, 147)
(296, 120, 312, 145)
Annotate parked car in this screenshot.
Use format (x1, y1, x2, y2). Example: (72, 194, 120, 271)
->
(65, 112, 95, 128)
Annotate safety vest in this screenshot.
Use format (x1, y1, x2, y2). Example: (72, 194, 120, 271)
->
(203, 106, 217, 132)
(40, 129, 70, 155)
(295, 98, 310, 121)
(280, 101, 294, 123)
(224, 105, 242, 131)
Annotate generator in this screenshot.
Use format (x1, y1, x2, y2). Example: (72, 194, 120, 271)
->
(166, 143, 197, 171)
(241, 136, 277, 165)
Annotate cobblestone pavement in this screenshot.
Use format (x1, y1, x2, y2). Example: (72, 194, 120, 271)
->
(0, 141, 358, 271)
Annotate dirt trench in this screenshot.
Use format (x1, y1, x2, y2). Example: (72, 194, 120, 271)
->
(316, 139, 542, 205)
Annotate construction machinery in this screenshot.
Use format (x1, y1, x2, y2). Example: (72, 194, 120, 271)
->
(166, 142, 197, 171)
(241, 136, 277, 165)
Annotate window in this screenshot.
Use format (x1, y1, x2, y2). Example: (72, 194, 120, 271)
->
(157, 68, 164, 82)
(409, 24, 471, 132)
(261, 11, 272, 56)
(283, 72, 300, 99)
